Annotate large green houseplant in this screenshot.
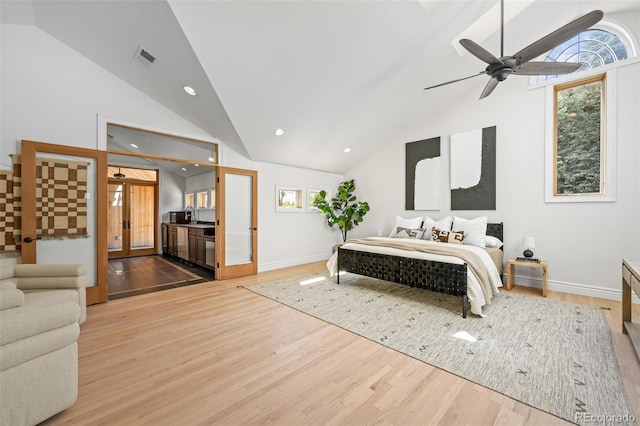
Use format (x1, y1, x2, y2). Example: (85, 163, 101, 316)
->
(312, 179, 370, 242)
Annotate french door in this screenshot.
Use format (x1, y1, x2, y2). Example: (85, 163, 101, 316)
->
(216, 166, 258, 279)
(107, 178, 158, 258)
(20, 140, 108, 304)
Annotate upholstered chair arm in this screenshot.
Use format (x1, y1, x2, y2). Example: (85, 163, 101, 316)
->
(13, 264, 87, 290)
(0, 282, 24, 310)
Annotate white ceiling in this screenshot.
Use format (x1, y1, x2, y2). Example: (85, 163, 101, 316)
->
(2, 0, 639, 174)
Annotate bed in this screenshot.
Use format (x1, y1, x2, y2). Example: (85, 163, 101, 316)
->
(329, 222, 504, 318)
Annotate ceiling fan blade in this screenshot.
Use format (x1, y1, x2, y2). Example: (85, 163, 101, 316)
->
(424, 71, 485, 91)
(514, 10, 604, 64)
(514, 61, 581, 75)
(479, 78, 499, 99)
(460, 39, 503, 65)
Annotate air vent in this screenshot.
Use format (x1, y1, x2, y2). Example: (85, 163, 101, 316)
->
(134, 46, 156, 65)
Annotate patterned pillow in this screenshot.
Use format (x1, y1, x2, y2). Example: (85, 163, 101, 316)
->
(432, 227, 464, 244)
(395, 227, 425, 239)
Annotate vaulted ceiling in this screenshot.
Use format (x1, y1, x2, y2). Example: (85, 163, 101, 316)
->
(2, 0, 638, 174)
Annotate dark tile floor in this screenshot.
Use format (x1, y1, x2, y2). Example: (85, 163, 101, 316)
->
(108, 255, 216, 300)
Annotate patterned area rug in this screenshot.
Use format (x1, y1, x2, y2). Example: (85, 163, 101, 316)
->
(245, 272, 636, 426)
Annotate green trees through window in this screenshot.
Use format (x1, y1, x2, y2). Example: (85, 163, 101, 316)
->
(554, 74, 605, 196)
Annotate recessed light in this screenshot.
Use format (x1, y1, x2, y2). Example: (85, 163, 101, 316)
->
(183, 85, 197, 96)
(274, 128, 285, 136)
(194, 164, 199, 167)
(344, 147, 352, 153)
(130, 143, 139, 149)
(181, 167, 187, 171)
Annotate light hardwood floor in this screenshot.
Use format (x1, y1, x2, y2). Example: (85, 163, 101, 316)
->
(44, 261, 640, 425)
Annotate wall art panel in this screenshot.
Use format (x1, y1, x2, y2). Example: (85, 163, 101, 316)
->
(450, 126, 496, 210)
(405, 137, 440, 211)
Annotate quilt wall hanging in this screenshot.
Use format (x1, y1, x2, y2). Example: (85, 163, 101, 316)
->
(405, 137, 441, 211)
(7, 155, 89, 251)
(450, 126, 496, 210)
(0, 170, 17, 254)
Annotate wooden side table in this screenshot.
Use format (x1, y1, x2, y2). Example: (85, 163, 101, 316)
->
(506, 258, 548, 297)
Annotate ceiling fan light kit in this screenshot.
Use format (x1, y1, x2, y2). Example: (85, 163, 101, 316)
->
(424, 0, 604, 99)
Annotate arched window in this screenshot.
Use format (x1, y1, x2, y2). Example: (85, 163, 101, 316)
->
(535, 27, 633, 83)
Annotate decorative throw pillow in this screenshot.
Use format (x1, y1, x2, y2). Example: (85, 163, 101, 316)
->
(395, 227, 425, 239)
(388, 216, 424, 237)
(432, 227, 464, 244)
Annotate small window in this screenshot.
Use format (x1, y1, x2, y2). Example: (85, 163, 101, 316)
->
(210, 189, 216, 209)
(536, 29, 630, 83)
(185, 193, 194, 208)
(276, 185, 305, 212)
(196, 191, 208, 209)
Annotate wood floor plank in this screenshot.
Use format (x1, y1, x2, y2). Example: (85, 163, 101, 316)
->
(42, 261, 640, 425)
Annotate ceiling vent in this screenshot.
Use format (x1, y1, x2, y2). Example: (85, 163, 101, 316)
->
(134, 46, 156, 65)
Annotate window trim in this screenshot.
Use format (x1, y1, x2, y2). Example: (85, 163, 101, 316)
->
(544, 70, 616, 203)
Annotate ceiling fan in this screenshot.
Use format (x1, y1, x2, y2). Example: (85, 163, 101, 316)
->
(424, 0, 603, 99)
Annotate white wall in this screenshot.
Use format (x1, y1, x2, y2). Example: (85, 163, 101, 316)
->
(347, 60, 640, 301)
(1, 23, 343, 273)
(223, 147, 344, 270)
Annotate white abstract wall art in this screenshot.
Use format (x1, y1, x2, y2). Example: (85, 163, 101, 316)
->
(450, 126, 496, 210)
(405, 137, 440, 211)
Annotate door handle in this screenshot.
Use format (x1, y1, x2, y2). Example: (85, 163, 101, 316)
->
(23, 237, 42, 243)
(249, 227, 257, 231)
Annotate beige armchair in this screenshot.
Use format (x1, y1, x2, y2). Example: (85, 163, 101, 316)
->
(0, 260, 88, 426)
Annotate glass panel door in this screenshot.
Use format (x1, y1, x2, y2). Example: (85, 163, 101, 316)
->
(108, 183, 124, 253)
(216, 166, 257, 279)
(108, 180, 157, 258)
(129, 184, 155, 251)
(20, 140, 108, 304)
(225, 173, 253, 266)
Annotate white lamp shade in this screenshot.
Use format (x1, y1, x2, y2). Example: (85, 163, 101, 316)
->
(522, 236, 535, 250)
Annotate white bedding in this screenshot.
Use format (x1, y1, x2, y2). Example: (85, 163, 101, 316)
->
(327, 237, 503, 317)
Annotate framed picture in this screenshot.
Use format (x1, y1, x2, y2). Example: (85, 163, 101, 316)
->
(307, 188, 330, 211)
(276, 184, 305, 212)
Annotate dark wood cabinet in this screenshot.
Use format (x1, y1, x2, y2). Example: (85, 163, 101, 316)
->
(162, 223, 214, 271)
(188, 227, 208, 267)
(166, 224, 178, 256)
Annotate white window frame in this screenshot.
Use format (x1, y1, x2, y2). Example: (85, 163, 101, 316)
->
(276, 184, 306, 213)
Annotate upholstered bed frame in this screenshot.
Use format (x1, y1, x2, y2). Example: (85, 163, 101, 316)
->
(336, 223, 503, 318)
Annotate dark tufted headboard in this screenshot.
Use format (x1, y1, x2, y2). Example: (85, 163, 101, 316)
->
(486, 222, 504, 250)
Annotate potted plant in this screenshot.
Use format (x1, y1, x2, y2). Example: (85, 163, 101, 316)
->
(312, 179, 370, 242)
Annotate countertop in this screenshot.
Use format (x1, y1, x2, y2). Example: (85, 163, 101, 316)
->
(164, 222, 215, 228)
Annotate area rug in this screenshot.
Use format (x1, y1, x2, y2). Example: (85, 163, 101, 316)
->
(244, 272, 637, 426)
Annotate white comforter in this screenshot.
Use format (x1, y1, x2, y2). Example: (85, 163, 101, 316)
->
(327, 237, 503, 317)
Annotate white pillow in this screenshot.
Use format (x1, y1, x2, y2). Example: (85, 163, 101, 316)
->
(421, 216, 453, 239)
(463, 232, 487, 248)
(452, 216, 488, 236)
(482, 234, 503, 248)
(388, 216, 423, 237)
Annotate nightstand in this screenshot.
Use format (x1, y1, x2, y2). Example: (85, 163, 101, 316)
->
(506, 258, 548, 297)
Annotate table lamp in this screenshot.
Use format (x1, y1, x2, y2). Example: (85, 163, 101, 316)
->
(522, 236, 535, 258)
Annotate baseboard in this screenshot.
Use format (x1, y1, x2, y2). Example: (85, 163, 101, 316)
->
(507, 273, 640, 304)
(259, 253, 330, 273)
